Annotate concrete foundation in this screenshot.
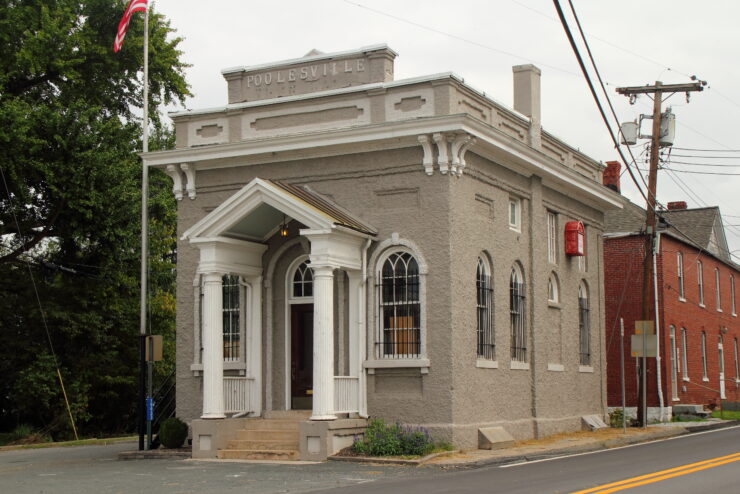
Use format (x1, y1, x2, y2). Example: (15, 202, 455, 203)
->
(299, 418, 368, 461)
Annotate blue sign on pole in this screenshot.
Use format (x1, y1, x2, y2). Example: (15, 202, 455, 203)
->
(146, 398, 154, 421)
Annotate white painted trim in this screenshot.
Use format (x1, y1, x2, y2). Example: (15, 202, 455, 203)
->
(284, 255, 314, 410)
(476, 359, 498, 369)
(510, 361, 530, 370)
(143, 114, 622, 211)
(579, 365, 595, 373)
(547, 363, 565, 372)
(364, 359, 430, 373)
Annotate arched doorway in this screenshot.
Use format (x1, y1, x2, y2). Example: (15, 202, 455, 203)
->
(287, 257, 314, 410)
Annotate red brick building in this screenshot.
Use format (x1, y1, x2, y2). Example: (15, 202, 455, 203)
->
(603, 162, 739, 418)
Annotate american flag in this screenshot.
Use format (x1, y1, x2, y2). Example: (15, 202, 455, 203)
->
(113, 0, 148, 53)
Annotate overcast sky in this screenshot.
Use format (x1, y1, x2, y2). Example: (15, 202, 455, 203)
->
(153, 0, 740, 260)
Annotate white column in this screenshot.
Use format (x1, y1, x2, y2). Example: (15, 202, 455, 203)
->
(201, 272, 225, 419)
(311, 266, 337, 420)
(347, 271, 361, 378)
(247, 275, 263, 415)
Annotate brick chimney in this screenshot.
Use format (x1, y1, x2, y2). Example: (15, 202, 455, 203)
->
(602, 160, 621, 193)
(513, 64, 541, 148)
(667, 201, 688, 210)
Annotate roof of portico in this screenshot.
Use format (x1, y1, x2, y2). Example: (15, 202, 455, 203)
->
(181, 178, 376, 243)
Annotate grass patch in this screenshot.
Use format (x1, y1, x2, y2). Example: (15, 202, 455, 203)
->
(712, 410, 740, 420)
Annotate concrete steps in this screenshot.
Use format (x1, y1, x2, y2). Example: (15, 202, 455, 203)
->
(216, 411, 309, 461)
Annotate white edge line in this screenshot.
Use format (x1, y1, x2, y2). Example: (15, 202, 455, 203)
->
(498, 425, 740, 468)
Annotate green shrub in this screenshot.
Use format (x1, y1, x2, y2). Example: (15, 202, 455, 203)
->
(609, 409, 625, 428)
(159, 418, 188, 449)
(352, 419, 437, 457)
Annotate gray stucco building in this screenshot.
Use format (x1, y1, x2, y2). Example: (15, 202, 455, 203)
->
(143, 45, 622, 460)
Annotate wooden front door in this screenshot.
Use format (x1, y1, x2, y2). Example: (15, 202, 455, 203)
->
(290, 303, 313, 410)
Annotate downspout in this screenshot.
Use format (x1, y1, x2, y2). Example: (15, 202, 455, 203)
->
(359, 237, 372, 418)
(653, 232, 665, 421)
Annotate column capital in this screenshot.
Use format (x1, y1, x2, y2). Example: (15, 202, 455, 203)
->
(310, 265, 335, 278)
(202, 271, 224, 284)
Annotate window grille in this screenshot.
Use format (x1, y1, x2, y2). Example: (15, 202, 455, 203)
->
(510, 266, 527, 362)
(222, 274, 240, 361)
(377, 252, 421, 358)
(293, 261, 313, 298)
(476, 257, 494, 359)
(547, 212, 557, 264)
(578, 283, 590, 366)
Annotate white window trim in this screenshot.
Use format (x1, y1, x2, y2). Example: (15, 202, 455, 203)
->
(367, 236, 429, 367)
(697, 261, 704, 306)
(715, 268, 722, 312)
(476, 254, 495, 362)
(509, 197, 521, 232)
(476, 359, 498, 369)
(731, 275, 736, 316)
(681, 328, 689, 379)
(578, 365, 595, 373)
(677, 252, 685, 301)
(547, 363, 565, 372)
(701, 332, 708, 380)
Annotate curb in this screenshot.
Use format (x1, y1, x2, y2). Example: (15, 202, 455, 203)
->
(328, 450, 459, 466)
(118, 448, 191, 460)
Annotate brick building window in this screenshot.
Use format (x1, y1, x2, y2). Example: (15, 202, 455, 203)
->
(681, 328, 689, 379)
(510, 263, 527, 362)
(697, 261, 704, 306)
(509, 197, 521, 232)
(578, 282, 590, 366)
(734, 338, 739, 382)
(731, 275, 736, 316)
(476, 256, 495, 360)
(677, 252, 684, 300)
(715, 268, 722, 312)
(701, 332, 708, 381)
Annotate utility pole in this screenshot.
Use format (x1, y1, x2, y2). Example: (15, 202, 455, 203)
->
(616, 81, 704, 426)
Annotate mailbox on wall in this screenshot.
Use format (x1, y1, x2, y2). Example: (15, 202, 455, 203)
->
(564, 221, 585, 256)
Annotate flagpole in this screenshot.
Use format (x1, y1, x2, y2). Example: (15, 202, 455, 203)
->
(138, 4, 150, 451)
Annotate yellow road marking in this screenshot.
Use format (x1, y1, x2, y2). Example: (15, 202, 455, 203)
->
(571, 452, 740, 493)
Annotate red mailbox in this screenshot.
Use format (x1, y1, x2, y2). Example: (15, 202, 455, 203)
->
(564, 221, 585, 256)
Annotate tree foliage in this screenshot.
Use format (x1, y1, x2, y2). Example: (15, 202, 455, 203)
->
(0, 0, 189, 438)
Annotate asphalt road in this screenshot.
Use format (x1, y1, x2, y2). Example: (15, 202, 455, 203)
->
(1, 426, 738, 494)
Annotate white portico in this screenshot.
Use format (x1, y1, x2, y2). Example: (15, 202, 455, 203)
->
(181, 178, 375, 423)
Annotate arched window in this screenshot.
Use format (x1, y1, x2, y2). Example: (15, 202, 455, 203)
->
(378, 251, 421, 358)
(292, 260, 313, 298)
(578, 282, 590, 366)
(547, 272, 559, 304)
(222, 274, 241, 361)
(510, 264, 527, 362)
(476, 256, 494, 360)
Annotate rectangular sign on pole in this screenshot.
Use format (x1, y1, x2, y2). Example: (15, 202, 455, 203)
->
(146, 397, 154, 421)
(145, 335, 163, 362)
(631, 334, 658, 357)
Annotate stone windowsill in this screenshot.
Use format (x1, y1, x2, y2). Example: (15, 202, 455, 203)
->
(547, 363, 565, 372)
(510, 361, 530, 370)
(683, 377, 690, 382)
(702, 377, 710, 382)
(190, 362, 248, 376)
(579, 365, 595, 373)
(364, 358, 430, 374)
(476, 359, 498, 369)
(547, 301, 561, 309)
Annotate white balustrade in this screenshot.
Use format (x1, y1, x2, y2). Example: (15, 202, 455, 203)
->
(334, 376, 359, 413)
(223, 377, 253, 414)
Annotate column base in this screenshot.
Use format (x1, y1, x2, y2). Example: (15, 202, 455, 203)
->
(310, 414, 337, 421)
(201, 413, 226, 419)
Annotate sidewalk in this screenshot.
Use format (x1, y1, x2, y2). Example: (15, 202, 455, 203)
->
(423, 419, 739, 468)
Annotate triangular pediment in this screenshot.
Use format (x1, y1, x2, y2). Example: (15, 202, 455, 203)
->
(182, 178, 374, 243)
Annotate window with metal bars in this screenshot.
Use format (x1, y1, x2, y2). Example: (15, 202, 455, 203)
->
(377, 251, 421, 358)
(222, 274, 241, 361)
(292, 261, 313, 298)
(578, 282, 590, 366)
(510, 265, 527, 362)
(476, 257, 494, 360)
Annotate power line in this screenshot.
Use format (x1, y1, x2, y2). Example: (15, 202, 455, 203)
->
(672, 147, 740, 152)
(669, 154, 740, 159)
(341, 0, 580, 76)
(661, 168, 740, 176)
(551, 0, 650, 205)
